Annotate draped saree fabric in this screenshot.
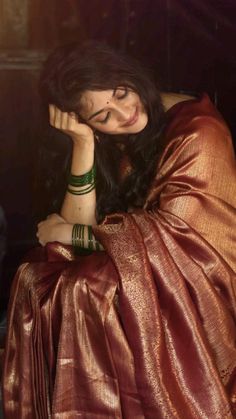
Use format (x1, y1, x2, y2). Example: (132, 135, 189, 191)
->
(2, 94, 236, 418)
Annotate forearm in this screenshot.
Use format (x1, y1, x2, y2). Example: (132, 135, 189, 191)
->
(60, 139, 97, 225)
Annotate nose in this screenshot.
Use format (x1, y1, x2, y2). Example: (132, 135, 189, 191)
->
(110, 102, 130, 121)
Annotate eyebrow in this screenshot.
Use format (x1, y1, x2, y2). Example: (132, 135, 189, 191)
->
(87, 88, 116, 121)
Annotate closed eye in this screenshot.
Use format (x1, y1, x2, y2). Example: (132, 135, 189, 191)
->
(97, 112, 111, 124)
(116, 87, 128, 100)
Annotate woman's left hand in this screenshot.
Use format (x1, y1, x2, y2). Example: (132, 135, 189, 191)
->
(37, 213, 72, 246)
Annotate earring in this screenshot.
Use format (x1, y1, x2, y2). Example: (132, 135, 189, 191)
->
(94, 131, 100, 142)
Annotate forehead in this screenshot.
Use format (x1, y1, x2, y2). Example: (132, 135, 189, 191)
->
(80, 90, 113, 114)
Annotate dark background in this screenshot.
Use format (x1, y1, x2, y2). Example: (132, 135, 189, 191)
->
(0, 0, 236, 308)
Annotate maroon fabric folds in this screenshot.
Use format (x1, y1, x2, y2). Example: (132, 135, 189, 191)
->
(3, 94, 236, 418)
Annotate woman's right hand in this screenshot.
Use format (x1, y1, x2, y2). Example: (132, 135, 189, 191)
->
(49, 104, 94, 145)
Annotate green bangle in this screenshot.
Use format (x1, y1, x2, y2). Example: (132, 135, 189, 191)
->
(72, 224, 100, 253)
(79, 224, 85, 248)
(72, 224, 79, 254)
(88, 225, 93, 250)
(88, 226, 100, 251)
(72, 223, 85, 253)
(67, 182, 95, 195)
(68, 166, 96, 187)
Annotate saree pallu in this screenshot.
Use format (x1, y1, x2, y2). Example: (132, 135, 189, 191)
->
(3, 94, 236, 418)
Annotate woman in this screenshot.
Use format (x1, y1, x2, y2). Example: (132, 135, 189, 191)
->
(3, 42, 236, 418)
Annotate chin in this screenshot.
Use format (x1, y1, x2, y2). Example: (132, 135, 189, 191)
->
(124, 113, 148, 134)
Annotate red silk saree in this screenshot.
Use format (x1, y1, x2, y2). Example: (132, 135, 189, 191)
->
(3, 94, 236, 418)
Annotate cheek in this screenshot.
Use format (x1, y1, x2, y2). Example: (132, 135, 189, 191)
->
(88, 119, 104, 129)
(132, 96, 145, 113)
(90, 123, 111, 134)
(91, 117, 119, 134)
(99, 126, 118, 135)
(86, 120, 107, 133)
(132, 92, 142, 103)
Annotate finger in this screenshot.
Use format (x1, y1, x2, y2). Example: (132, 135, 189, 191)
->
(54, 107, 62, 128)
(49, 104, 56, 126)
(67, 115, 77, 132)
(68, 113, 80, 131)
(69, 112, 77, 120)
(61, 112, 69, 130)
(37, 220, 45, 230)
(46, 213, 57, 219)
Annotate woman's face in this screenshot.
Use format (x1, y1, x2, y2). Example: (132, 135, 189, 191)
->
(79, 87, 148, 135)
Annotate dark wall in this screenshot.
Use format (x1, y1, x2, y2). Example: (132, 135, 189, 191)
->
(0, 0, 236, 304)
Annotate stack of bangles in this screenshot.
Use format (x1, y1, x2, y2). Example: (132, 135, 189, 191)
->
(67, 165, 96, 195)
(72, 224, 100, 253)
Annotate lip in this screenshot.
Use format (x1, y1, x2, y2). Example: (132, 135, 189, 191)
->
(122, 107, 139, 127)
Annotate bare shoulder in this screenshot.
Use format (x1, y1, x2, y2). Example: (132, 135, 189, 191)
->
(161, 92, 196, 112)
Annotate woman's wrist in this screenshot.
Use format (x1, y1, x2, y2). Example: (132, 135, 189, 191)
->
(72, 224, 103, 252)
(70, 138, 95, 176)
(54, 223, 73, 245)
(71, 132, 95, 148)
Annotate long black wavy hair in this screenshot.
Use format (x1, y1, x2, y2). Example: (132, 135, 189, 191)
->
(38, 41, 166, 223)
